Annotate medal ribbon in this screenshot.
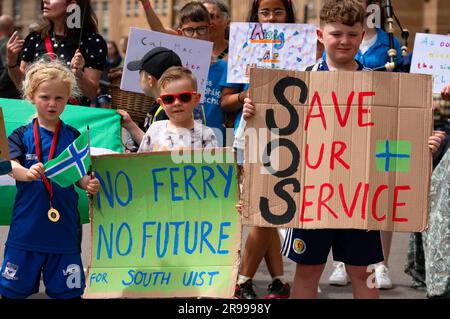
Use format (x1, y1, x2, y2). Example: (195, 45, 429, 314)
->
(33, 118, 61, 206)
(44, 36, 56, 61)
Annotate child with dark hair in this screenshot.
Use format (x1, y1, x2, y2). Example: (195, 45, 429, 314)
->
(247, 0, 296, 24)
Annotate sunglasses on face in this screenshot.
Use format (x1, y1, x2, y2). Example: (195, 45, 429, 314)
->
(159, 91, 199, 105)
(181, 26, 209, 37)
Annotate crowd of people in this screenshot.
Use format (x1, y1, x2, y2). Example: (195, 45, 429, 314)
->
(0, 0, 449, 299)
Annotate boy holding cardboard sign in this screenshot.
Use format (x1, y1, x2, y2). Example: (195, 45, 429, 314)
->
(242, 0, 443, 299)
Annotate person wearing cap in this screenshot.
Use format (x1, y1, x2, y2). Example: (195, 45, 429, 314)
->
(118, 47, 182, 146)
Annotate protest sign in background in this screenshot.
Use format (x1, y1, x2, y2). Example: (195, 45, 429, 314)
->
(0, 98, 122, 225)
(227, 23, 316, 84)
(410, 33, 450, 94)
(121, 28, 212, 98)
(242, 69, 433, 232)
(84, 149, 240, 298)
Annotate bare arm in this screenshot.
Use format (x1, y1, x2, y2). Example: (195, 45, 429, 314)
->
(117, 109, 145, 145)
(6, 31, 26, 90)
(76, 67, 102, 101)
(139, 0, 177, 35)
(221, 87, 247, 113)
(9, 160, 44, 182)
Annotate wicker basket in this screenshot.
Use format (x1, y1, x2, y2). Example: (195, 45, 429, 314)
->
(108, 67, 154, 127)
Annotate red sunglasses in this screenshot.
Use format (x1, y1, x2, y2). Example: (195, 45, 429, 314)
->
(159, 91, 199, 105)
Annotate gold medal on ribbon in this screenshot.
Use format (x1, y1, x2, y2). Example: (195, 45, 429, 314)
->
(48, 208, 60, 222)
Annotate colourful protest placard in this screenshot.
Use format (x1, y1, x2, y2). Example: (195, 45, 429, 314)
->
(227, 23, 317, 84)
(410, 33, 450, 93)
(121, 28, 212, 98)
(84, 149, 240, 298)
(242, 69, 433, 232)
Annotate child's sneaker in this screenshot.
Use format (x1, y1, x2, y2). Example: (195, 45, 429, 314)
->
(234, 279, 258, 299)
(375, 264, 393, 289)
(264, 279, 290, 299)
(328, 262, 349, 286)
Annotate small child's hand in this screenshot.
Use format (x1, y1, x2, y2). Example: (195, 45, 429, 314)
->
(429, 130, 446, 154)
(26, 163, 44, 181)
(86, 173, 100, 196)
(242, 98, 256, 120)
(441, 84, 450, 101)
(117, 109, 133, 129)
(235, 200, 243, 215)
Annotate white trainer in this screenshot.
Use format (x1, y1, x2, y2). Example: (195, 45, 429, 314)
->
(328, 262, 349, 286)
(375, 264, 393, 289)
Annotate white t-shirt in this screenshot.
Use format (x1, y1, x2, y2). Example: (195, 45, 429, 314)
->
(138, 120, 218, 152)
(360, 33, 378, 55)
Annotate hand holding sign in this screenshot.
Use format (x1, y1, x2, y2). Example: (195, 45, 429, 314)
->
(442, 83, 450, 101)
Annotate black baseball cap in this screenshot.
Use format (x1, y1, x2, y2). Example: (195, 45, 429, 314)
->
(127, 47, 182, 79)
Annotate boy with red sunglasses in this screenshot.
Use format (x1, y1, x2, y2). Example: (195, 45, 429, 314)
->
(138, 66, 217, 152)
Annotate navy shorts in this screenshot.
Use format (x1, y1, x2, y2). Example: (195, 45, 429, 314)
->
(281, 228, 384, 266)
(0, 246, 85, 299)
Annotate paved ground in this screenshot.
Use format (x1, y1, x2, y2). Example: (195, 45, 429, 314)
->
(0, 225, 426, 299)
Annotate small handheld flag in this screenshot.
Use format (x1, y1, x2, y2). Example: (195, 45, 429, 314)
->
(44, 131, 91, 187)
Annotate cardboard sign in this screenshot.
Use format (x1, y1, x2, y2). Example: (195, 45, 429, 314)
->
(227, 23, 317, 84)
(121, 28, 213, 98)
(242, 69, 433, 232)
(84, 149, 240, 298)
(410, 33, 450, 93)
(0, 107, 11, 175)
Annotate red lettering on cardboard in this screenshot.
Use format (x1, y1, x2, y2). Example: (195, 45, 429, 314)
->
(392, 185, 411, 222)
(371, 184, 388, 221)
(305, 91, 327, 131)
(318, 183, 338, 220)
(358, 92, 375, 127)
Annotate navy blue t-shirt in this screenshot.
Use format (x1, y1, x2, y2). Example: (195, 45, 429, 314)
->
(7, 120, 82, 254)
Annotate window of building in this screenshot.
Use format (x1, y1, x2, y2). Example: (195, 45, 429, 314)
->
(126, 0, 131, 17)
(12, 0, 21, 20)
(36, 0, 43, 17)
(102, 1, 109, 38)
(154, 0, 160, 13)
(134, 0, 140, 16)
(162, 0, 168, 16)
(92, 1, 97, 13)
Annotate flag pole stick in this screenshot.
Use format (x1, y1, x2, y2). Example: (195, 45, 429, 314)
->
(87, 125, 92, 176)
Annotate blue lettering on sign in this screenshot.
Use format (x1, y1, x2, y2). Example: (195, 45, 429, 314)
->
(152, 167, 167, 202)
(185, 221, 198, 254)
(96, 170, 133, 208)
(97, 223, 133, 259)
(182, 271, 220, 286)
(122, 270, 171, 287)
(115, 170, 133, 207)
(216, 165, 233, 198)
(89, 272, 108, 285)
(169, 167, 183, 201)
(217, 222, 231, 254)
(201, 166, 218, 198)
(183, 165, 201, 200)
(116, 222, 133, 256)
